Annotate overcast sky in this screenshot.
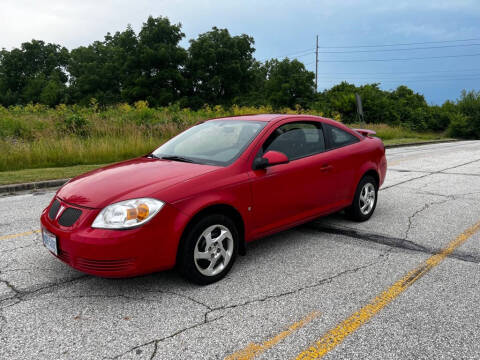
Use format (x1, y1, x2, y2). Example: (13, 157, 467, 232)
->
(2, 0, 480, 104)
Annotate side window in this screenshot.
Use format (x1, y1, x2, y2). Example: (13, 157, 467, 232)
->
(325, 124, 359, 149)
(260, 122, 325, 161)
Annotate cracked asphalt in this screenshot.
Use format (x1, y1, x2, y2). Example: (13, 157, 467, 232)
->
(1, 140, 480, 360)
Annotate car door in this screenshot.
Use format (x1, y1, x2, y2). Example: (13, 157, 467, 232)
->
(323, 123, 363, 204)
(249, 121, 333, 237)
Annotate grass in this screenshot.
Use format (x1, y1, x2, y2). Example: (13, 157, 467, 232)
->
(383, 138, 453, 145)
(0, 164, 107, 186)
(1, 135, 163, 171)
(0, 136, 452, 186)
(347, 123, 446, 142)
(0, 103, 450, 184)
(0, 103, 302, 171)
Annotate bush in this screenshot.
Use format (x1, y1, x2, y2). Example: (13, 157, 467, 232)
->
(453, 90, 480, 138)
(0, 117, 33, 139)
(447, 113, 474, 139)
(57, 113, 90, 137)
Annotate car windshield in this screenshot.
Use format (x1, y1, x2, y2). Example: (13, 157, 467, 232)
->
(151, 120, 266, 166)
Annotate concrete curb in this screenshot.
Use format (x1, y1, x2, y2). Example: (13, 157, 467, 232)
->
(384, 139, 459, 149)
(0, 139, 461, 195)
(0, 178, 69, 195)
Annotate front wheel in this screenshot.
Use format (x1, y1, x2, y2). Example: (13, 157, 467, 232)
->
(345, 175, 378, 222)
(178, 214, 238, 285)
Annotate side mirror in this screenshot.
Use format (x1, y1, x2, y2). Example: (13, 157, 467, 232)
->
(253, 150, 289, 170)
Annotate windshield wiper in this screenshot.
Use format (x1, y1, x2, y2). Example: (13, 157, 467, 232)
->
(161, 155, 195, 163)
(146, 153, 161, 159)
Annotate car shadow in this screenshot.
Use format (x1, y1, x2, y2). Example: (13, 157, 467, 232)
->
(66, 212, 350, 297)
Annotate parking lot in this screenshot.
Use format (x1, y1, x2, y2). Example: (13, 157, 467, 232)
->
(1, 140, 480, 359)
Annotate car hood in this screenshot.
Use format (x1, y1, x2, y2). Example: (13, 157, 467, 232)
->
(57, 157, 219, 208)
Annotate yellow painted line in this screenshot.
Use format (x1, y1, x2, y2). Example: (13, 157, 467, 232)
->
(387, 159, 404, 166)
(388, 151, 437, 166)
(0, 229, 41, 241)
(225, 311, 321, 360)
(388, 156, 421, 166)
(296, 220, 480, 359)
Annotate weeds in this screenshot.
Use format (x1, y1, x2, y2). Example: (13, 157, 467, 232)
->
(0, 104, 446, 172)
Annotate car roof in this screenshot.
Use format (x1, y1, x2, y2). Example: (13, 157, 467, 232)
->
(205, 114, 331, 123)
(205, 114, 363, 138)
(205, 114, 282, 122)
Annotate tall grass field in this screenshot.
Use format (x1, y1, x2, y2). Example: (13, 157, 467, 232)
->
(0, 102, 446, 173)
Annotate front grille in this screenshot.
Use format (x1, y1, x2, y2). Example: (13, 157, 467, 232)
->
(48, 199, 61, 220)
(75, 258, 135, 273)
(58, 208, 82, 227)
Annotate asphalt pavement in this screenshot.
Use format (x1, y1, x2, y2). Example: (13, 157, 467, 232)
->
(1, 140, 480, 360)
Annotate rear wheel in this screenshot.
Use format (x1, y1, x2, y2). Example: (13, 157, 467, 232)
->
(345, 175, 378, 222)
(178, 214, 238, 285)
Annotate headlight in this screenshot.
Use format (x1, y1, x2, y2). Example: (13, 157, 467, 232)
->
(92, 198, 164, 229)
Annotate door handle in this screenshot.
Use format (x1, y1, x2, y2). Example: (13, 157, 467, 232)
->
(320, 164, 333, 172)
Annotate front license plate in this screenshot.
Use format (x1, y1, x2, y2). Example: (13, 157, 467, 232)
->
(42, 228, 58, 255)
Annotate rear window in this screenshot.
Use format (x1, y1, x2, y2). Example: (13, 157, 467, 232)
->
(325, 124, 359, 149)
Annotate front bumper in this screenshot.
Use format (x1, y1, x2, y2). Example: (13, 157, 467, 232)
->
(40, 197, 189, 278)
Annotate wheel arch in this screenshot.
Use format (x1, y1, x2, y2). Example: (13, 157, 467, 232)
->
(348, 163, 380, 203)
(176, 203, 247, 267)
(362, 168, 380, 188)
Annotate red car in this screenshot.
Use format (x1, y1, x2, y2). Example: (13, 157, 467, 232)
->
(41, 114, 387, 284)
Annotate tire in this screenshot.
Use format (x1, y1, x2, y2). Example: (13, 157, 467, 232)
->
(345, 175, 378, 222)
(178, 214, 239, 285)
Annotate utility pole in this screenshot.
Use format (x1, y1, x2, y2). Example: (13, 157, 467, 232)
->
(315, 35, 319, 93)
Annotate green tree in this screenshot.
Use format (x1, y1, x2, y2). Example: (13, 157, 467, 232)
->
(134, 16, 187, 106)
(313, 82, 432, 127)
(68, 40, 121, 105)
(69, 17, 186, 106)
(425, 103, 454, 132)
(263, 58, 315, 109)
(40, 75, 67, 106)
(107, 26, 141, 103)
(184, 27, 256, 108)
(0, 40, 69, 105)
(233, 60, 268, 106)
(313, 82, 391, 123)
(388, 85, 430, 130)
(449, 90, 480, 138)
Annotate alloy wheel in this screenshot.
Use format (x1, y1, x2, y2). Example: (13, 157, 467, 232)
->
(194, 224, 234, 277)
(359, 182, 376, 215)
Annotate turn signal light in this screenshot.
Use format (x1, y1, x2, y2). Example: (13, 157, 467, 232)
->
(126, 203, 150, 221)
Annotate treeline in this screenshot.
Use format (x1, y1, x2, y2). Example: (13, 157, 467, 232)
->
(314, 83, 480, 138)
(0, 16, 314, 109)
(0, 15, 479, 138)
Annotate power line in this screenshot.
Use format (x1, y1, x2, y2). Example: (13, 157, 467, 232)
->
(318, 73, 480, 80)
(257, 48, 314, 62)
(317, 52, 480, 62)
(312, 68, 480, 75)
(317, 37, 480, 49)
(278, 48, 315, 57)
(383, 77, 480, 83)
(293, 52, 315, 59)
(319, 76, 480, 83)
(318, 71, 480, 78)
(318, 43, 480, 54)
(257, 52, 315, 65)
(258, 37, 480, 64)
(310, 36, 480, 88)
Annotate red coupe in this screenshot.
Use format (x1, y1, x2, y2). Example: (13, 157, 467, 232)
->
(41, 114, 387, 284)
